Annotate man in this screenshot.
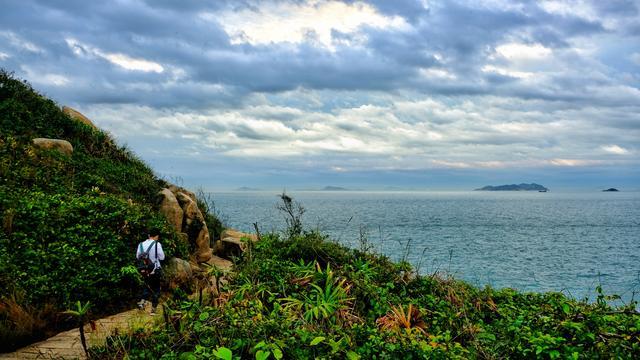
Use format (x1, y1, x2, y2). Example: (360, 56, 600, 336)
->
(136, 228, 165, 314)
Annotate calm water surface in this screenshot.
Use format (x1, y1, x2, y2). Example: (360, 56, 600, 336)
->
(211, 191, 640, 303)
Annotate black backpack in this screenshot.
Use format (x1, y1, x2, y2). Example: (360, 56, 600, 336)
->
(136, 240, 158, 277)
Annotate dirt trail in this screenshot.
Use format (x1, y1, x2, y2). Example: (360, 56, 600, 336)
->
(1, 255, 233, 359)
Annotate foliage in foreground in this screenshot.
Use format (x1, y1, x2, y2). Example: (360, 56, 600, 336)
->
(94, 231, 640, 359)
(0, 70, 189, 350)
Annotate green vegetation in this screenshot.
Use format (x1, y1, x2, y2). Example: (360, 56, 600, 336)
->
(93, 197, 640, 359)
(0, 70, 188, 350)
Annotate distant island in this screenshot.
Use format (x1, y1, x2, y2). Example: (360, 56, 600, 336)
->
(236, 186, 261, 191)
(475, 183, 549, 191)
(602, 188, 619, 192)
(321, 186, 349, 191)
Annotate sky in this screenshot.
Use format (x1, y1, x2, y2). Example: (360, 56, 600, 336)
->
(1, 0, 639, 190)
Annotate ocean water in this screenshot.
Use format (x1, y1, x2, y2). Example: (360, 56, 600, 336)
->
(211, 191, 640, 304)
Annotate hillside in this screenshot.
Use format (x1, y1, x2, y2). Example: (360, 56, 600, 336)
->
(0, 70, 198, 350)
(93, 220, 640, 359)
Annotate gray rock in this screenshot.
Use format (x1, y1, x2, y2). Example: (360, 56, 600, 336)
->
(32, 138, 73, 156)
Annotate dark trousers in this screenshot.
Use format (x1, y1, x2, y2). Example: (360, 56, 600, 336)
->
(141, 270, 162, 308)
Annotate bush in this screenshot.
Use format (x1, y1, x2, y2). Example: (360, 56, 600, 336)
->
(0, 190, 187, 349)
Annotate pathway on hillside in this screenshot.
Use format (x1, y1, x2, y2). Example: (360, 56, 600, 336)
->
(1, 255, 233, 360)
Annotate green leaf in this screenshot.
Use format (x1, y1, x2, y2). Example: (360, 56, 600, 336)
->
(346, 351, 361, 360)
(179, 352, 197, 360)
(310, 336, 325, 346)
(213, 347, 233, 360)
(255, 350, 270, 360)
(476, 332, 496, 341)
(272, 348, 283, 360)
(562, 303, 570, 315)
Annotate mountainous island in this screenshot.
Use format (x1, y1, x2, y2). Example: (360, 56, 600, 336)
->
(603, 188, 620, 192)
(475, 183, 549, 191)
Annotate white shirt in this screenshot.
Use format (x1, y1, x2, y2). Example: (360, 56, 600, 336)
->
(136, 239, 165, 271)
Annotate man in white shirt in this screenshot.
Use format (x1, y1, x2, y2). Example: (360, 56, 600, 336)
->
(136, 228, 165, 314)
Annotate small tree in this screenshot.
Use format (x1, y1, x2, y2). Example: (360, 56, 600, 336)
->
(63, 301, 91, 357)
(276, 192, 305, 239)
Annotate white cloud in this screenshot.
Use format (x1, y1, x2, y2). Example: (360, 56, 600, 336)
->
(548, 158, 602, 167)
(602, 144, 629, 155)
(482, 65, 534, 79)
(210, 0, 409, 49)
(539, 0, 598, 21)
(419, 68, 457, 80)
(495, 43, 552, 61)
(0, 52, 8, 60)
(20, 66, 70, 87)
(0, 31, 43, 53)
(82, 90, 640, 174)
(65, 38, 164, 73)
(102, 53, 164, 73)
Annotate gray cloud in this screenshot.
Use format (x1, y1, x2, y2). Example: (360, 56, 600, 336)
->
(1, 0, 638, 187)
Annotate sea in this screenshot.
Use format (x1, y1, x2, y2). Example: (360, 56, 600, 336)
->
(211, 190, 640, 304)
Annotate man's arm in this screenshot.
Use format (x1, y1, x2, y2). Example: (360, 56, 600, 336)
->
(157, 243, 165, 261)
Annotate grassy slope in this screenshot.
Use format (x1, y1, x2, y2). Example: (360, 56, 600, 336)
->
(0, 70, 187, 350)
(95, 231, 640, 359)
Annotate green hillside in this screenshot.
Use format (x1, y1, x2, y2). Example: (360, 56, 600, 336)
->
(0, 70, 187, 350)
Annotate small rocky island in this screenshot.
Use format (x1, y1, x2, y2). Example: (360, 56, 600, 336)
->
(322, 186, 349, 191)
(602, 188, 619, 192)
(475, 183, 549, 191)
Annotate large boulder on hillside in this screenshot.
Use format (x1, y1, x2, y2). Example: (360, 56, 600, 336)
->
(158, 188, 183, 232)
(221, 229, 258, 242)
(218, 229, 258, 258)
(172, 190, 212, 263)
(62, 106, 97, 130)
(163, 257, 193, 289)
(194, 225, 212, 263)
(170, 186, 196, 203)
(177, 192, 201, 225)
(32, 138, 73, 156)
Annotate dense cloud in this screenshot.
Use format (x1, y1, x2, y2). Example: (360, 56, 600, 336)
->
(1, 0, 638, 188)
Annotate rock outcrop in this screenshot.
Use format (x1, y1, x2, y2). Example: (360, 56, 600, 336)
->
(157, 186, 212, 263)
(218, 228, 258, 258)
(62, 106, 98, 130)
(162, 257, 193, 289)
(158, 189, 183, 232)
(32, 138, 73, 156)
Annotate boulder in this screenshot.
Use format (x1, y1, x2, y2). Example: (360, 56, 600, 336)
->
(194, 224, 212, 262)
(178, 193, 201, 224)
(32, 138, 73, 156)
(158, 188, 183, 232)
(205, 255, 233, 272)
(220, 229, 258, 242)
(218, 229, 258, 258)
(62, 106, 98, 130)
(174, 191, 212, 263)
(162, 257, 193, 289)
(170, 186, 196, 203)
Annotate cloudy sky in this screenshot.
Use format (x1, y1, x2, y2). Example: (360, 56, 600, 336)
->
(2, 0, 639, 190)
